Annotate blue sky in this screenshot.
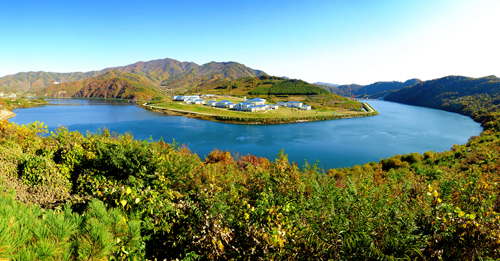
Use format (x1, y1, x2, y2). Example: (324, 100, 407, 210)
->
(1, 0, 499, 85)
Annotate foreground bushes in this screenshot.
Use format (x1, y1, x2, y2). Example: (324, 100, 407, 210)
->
(1, 108, 500, 259)
(0, 185, 142, 259)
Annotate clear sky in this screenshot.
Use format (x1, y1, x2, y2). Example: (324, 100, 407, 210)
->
(1, 0, 499, 85)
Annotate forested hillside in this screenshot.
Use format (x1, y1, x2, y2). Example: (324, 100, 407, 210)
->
(249, 79, 329, 95)
(385, 75, 500, 120)
(2, 75, 500, 259)
(34, 71, 159, 100)
(73, 71, 159, 100)
(159, 61, 266, 91)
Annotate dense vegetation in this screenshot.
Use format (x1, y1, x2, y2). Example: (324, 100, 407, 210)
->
(249, 79, 329, 96)
(2, 75, 500, 259)
(385, 75, 500, 120)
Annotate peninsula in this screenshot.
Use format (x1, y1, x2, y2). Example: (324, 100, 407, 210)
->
(143, 76, 377, 124)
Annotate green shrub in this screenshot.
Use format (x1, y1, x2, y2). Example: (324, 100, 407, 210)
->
(0, 186, 144, 260)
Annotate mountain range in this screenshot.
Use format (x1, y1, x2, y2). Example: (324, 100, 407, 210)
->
(317, 79, 421, 97)
(314, 82, 340, 87)
(0, 58, 266, 99)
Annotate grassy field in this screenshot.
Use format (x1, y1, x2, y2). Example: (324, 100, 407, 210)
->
(150, 98, 366, 120)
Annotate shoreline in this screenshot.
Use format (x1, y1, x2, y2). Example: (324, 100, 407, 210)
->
(0, 109, 16, 121)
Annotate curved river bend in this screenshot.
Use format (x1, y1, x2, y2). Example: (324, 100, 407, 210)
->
(11, 99, 482, 169)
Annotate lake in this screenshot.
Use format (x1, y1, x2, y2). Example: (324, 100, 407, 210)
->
(11, 99, 482, 169)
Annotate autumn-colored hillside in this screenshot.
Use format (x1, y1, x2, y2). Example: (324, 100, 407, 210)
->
(35, 71, 159, 100)
(1, 58, 266, 95)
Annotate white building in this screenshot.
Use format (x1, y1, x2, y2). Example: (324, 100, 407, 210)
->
(216, 100, 232, 108)
(253, 105, 267, 111)
(206, 100, 218, 107)
(287, 101, 302, 108)
(301, 105, 311, 110)
(193, 99, 206, 105)
(173, 95, 200, 101)
(184, 98, 196, 104)
(236, 102, 254, 111)
(247, 98, 266, 105)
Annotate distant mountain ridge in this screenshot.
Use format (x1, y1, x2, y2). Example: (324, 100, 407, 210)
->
(385, 75, 500, 119)
(314, 82, 340, 87)
(0, 58, 266, 94)
(318, 79, 421, 97)
(0, 71, 101, 93)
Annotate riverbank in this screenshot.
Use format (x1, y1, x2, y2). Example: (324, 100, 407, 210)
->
(0, 109, 15, 121)
(141, 102, 379, 125)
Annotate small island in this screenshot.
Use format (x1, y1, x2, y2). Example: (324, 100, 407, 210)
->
(143, 76, 377, 124)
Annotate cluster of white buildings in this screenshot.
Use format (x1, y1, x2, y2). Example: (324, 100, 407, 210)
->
(172, 95, 206, 105)
(172, 95, 311, 112)
(212, 98, 280, 112)
(277, 101, 311, 110)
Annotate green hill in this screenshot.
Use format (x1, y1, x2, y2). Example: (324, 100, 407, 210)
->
(249, 79, 329, 96)
(195, 76, 330, 96)
(385, 75, 500, 121)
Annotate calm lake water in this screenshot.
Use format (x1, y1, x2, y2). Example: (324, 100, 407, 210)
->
(11, 99, 482, 169)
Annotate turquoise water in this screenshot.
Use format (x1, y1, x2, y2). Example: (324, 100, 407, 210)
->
(11, 99, 482, 169)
